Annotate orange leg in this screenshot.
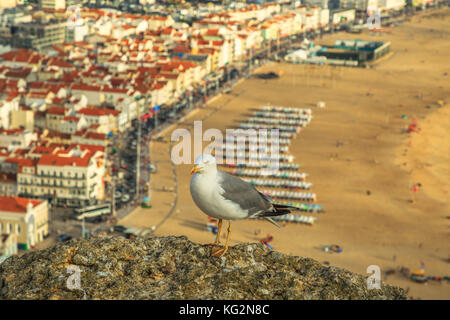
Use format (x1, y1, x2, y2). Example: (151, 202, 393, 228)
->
(211, 219, 223, 255)
(212, 221, 231, 257)
(214, 219, 223, 244)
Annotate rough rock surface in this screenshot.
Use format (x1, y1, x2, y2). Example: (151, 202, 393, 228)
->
(0, 236, 408, 300)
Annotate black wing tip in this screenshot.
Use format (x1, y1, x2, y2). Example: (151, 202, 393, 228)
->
(258, 204, 295, 217)
(274, 203, 301, 210)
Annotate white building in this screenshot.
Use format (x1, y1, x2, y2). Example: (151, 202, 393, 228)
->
(65, 23, 89, 43)
(331, 9, 356, 26)
(0, 196, 49, 249)
(40, 0, 66, 11)
(0, 96, 19, 130)
(70, 83, 103, 105)
(0, 0, 24, 9)
(17, 145, 106, 207)
(75, 107, 120, 133)
(116, 98, 138, 125)
(378, 0, 406, 11)
(60, 116, 88, 135)
(319, 8, 330, 28)
(0, 129, 37, 152)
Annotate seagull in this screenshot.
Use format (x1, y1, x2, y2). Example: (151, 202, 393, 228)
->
(190, 154, 299, 257)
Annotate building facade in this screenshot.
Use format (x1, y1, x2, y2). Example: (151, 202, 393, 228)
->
(0, 196, 49, 250)
(11, 20, 67, 50)
(17, 146, 106, 207)
(40, 0, 66, 10)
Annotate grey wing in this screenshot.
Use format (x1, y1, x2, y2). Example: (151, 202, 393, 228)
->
(217, 170, 273, 217)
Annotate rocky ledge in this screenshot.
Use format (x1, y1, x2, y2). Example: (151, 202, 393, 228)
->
(0, 236, 408, 300)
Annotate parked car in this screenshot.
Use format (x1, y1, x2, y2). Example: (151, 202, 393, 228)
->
(57, 234, 72, 242)
(113, 225, 127, 233)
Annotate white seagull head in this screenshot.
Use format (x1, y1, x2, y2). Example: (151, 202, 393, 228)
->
(190, 154, 217, 175)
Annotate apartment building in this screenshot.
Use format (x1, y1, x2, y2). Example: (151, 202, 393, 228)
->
(0, 0, 24, 9)
(0, 129, 37, 151)
(146, 15, 175, 30)
(0, 172, 17, 196)
(10, 107, 34, 131)
(12, 19, 67, 50)
(40, 0, 66, 10)
(378, 0, 406, 10)
(0, 95, 19, 129)
(0, 196, 49, 250)
(330, 8, 356, 25)
(45, 106, 67, 132)
(75, 107, 121, 133)
(16, 145, 106, 207)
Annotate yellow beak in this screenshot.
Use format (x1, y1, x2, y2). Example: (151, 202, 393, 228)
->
(190, 165, 200, 175)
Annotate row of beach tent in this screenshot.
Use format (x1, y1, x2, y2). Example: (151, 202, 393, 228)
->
(246, 117, 311, 127)
(256, 214, 317, 225)
(253, 107, 319, 219)
(231, 169, 308, 180)
(221, 162, 300, 170)
(239, 123, 301, 133)
(226, 130, 296, 139)
(260, 190, 317, 202)
(215, 144, 290, 153)
(214, 152, 295, 163)
(224, 137, 292, 145)
(220, 106, 321, 225)
(243, 178, 312, 190)
(253, 111, 312, 121)
(278, 201, 323, 213)
(259, 106, 312, 115)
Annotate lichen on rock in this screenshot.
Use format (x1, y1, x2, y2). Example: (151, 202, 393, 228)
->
(0, 236, 408, 300)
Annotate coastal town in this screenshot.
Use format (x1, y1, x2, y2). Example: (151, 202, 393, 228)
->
(0, 0, 448, 300)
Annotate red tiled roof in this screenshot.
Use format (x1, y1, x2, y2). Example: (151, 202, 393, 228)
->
(0, 49, 41, 64)
(0, 128, 24, 135)
(151, 16, 168, 21)
(3, 158, 37, 173)
(31, 146, 57, 155)
(102, 86, 128, 94)
(162, 27, 173, 35)
(5, 68, 31, 78)
(77, 107, 120, 117)
(62, 116, 79, 122)
(38, 154, 91, 167)
(30, 81, 44, 89)
(69, 143, 105, 153)
(28, 91, 50, 99)
(0, 196, 43, 213)
(85, 132, 106, 140)
(47, 106, 66, 116)
(71, 83, 101, 92)
(13, 148, 29, 156)
(48, 58, 75, 69)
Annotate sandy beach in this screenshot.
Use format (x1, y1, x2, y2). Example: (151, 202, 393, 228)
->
(120, 8, 450, 299)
